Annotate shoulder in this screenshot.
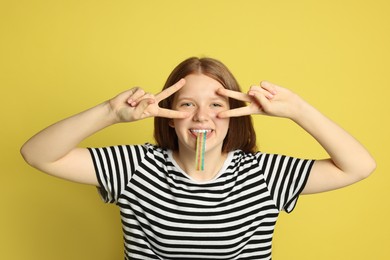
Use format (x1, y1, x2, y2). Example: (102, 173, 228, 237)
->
(227, 150, 264, 173)
(120, 143, 167, 157)
(88, 143, 167, 163)
(230, 150, 301, 171)
(140, 143, 172, 167)
(143, 143, 169, 157)
(230, 149, 265, 165)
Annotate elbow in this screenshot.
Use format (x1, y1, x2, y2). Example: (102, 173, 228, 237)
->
(20, 143, 37, 168)
(359, 156, 377, 180)
(367, 157, 377, 176)
(20, 144, 32, 165)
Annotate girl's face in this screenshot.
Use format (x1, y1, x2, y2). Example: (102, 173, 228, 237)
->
(170, 74, 230, 155)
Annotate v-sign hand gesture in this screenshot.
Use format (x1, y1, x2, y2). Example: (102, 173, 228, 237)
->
(109, 79, 189, 123)
(217, 81, 302, 120)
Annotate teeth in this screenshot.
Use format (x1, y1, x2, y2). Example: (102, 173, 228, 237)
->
(191, 129, 211, 133)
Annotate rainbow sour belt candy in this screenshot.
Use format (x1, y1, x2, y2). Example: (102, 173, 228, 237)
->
(195, 130, 207, 171)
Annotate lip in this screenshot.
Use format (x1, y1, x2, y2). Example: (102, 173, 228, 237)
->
(189, 129, 213, 138)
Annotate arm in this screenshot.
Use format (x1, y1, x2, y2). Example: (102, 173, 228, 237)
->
(217, 81, 376, 194)
(20, 79, 188, 186)
(285, 91, 376, 194)
(20, 102, 115, 186)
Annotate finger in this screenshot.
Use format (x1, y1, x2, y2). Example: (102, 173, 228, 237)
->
(217, 106, 254, 118)
(155, 79, 186, 102)
(158, 108, 189, 119)
(117, 97, 154, 122)
(260, 81, 278, 95)
(134, 98, 155, 114)
(131, 92, 155, 107)
(217, 88, 252, 102)
(249, 85, 276, 99)
(250, 91, 272, 113)
(127, 87, 146, 106)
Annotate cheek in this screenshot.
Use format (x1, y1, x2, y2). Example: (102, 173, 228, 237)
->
(216, 117, 230, 130)
(170, 118, 189, 129)
(209, 107, 227, 118)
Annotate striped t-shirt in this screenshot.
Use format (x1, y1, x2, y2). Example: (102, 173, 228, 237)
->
(88, 143, 314, 260)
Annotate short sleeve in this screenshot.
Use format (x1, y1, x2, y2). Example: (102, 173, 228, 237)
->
(257, 153, 314, 213)
(88, 145, 146, 204)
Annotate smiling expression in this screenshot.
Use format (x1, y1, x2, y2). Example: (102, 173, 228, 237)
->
(170, 74, 230, 154)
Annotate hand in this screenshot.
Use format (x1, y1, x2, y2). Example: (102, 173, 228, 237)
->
(109, 79, 189, 122)
(217, 81, 303, 119)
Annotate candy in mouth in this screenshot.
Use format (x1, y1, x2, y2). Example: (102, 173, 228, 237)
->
(190, 129, 212, 133)
(195, 131, 207, 171)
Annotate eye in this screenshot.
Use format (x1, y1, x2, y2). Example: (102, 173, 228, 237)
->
(180, 102, 194, 107)
(211, 102, 226, 108)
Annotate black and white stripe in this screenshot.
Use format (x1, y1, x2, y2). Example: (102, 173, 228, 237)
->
(88, 144, 313, 260)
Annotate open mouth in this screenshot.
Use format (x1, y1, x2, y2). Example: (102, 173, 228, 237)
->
(189, 129, 213, 137)
(190, 129, 212, 134)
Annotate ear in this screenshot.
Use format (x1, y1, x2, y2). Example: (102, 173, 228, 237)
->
(168, 120, 174, 128)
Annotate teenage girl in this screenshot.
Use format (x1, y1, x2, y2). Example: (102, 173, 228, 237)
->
(21, 57, 375, 259)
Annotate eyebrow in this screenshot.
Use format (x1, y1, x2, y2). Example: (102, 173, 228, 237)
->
(177, 89, 228, 99)
(176, 95, 229, 102)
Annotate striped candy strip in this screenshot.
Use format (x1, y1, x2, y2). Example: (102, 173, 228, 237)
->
(195, 131, 206, 171)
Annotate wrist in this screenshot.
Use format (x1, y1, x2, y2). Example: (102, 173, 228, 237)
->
(101, 101, 122, 125)
(288, 97, 317, 124)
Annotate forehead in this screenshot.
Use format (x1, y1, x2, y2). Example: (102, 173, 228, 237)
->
(176, 74, 224, 96)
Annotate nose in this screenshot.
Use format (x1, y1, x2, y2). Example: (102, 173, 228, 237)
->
(192, 106, 210, 122)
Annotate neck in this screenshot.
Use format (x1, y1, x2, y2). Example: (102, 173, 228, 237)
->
(173, 148, 228, 182)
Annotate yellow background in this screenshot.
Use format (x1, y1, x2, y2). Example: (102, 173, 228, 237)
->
(1, 0, 389, 259)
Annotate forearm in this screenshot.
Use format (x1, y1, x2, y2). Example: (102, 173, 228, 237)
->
(220, 81, 376, 193)
(21, 101, 116, 167)
(291, 99, 376, 179)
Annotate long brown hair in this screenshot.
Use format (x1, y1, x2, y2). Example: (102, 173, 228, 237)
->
(154, 57, 257, 153)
